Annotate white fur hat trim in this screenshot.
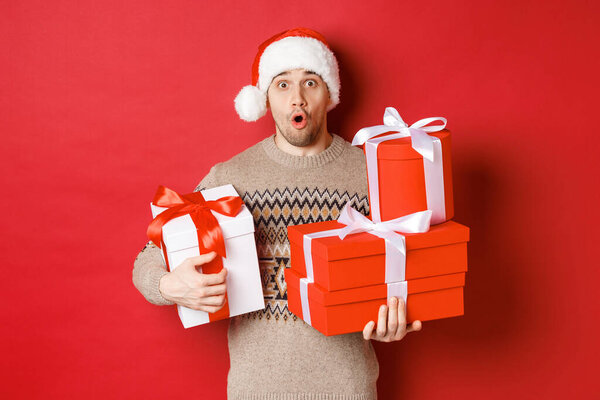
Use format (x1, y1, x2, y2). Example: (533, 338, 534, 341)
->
(234, 85, 267, 122)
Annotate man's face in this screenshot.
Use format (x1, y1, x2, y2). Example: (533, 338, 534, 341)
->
(267, 69, 332, 147)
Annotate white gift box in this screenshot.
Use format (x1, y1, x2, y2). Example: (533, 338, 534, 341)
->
(150, 184, 265, 328)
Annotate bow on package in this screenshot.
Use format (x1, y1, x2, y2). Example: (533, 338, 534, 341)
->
(147, 185, 243, 259)
(352, 107, 451, 224)
(299, 203, 432, 326)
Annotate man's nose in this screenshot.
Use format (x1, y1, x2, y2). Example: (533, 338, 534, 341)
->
(290, 85, 306, 107)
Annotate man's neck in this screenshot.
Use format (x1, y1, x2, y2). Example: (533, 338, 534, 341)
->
(274, 130, 333, 156)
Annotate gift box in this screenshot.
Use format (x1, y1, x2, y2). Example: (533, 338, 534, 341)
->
(288, 218, 469, 292)
(286, 268, 465, 336)
(149, 184, 265, 328)
(352, 107, 454, 224)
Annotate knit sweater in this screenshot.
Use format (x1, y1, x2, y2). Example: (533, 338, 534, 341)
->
(132, 134, 379, 400)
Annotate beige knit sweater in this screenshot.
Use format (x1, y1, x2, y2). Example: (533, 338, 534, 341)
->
(133, 134, 379, 400)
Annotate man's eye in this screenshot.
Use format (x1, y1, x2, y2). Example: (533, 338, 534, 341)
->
(278, 82, 288, 89)
(306, 80, 316, 87)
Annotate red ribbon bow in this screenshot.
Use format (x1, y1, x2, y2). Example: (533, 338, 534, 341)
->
(147, 186, 244, 258)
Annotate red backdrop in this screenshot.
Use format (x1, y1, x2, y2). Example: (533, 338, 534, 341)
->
(2, 0, 598, 398)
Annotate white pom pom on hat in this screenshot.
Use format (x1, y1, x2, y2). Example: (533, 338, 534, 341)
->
(234, 85, 267, 122)
(234, 27, 340, 122)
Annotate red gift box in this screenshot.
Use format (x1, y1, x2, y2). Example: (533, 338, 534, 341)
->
(352, 108, 454, 224)
(288, 219, 469, 292)
(287, 268, 465, 336)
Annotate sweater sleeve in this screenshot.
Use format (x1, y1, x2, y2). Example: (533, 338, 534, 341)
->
(131, 165, 222, 306)
(132, 242, 174, 306)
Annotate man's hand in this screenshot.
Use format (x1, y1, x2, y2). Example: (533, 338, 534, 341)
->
(362, 297, 422, 342)
(158, 252, 228, 313)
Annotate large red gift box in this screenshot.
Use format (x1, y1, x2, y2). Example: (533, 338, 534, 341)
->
(288, 219, 469, 292)
(352, 108, 454, 225)
(286, 268, 465, 336)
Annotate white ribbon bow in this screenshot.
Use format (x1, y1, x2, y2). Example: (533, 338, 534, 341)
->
(352, 107, 447, 162)
(338, 204, 432, 267)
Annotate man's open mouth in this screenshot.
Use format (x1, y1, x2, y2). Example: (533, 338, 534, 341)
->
(291, 112, 308, 129)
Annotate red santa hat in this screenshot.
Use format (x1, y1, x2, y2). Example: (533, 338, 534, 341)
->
(234, 27, 341, 122)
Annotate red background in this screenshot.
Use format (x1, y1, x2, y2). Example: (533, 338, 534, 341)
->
(2, 1, 598, 398)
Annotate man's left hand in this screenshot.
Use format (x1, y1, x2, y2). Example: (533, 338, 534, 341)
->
(362, 297, 422, 342)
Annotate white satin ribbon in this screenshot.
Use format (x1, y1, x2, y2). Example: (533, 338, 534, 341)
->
(352, 107, 448, 224)
(298, 204, 431, 325)
(300, 228, 343, 326)
(387, 281, 408, 304)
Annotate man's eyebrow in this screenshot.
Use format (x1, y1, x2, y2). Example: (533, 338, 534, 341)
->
(273, 70, 319, 79)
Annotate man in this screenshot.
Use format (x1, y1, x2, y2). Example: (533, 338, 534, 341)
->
(133, 27, 421, 399)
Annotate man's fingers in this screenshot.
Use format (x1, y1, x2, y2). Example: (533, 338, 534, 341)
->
(184, 252, 218, 270)
(200, 283, 226, 296)
(387, 297, 399, 338)
(363, 321, 375, 340)
(366, 300, 421, 342)
(376, 304, 388, 337)
(395, 297, 407, 338)
(201, 267, 228, 286)
(407, 320, 422, 333)
(199, 294, 227, 307)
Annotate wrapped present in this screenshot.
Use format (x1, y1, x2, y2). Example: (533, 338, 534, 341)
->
(352, 107, 454, 224)
(288, 204, 469, 292)
(287, 268, 465, 336)
(148, 184, 264, 328)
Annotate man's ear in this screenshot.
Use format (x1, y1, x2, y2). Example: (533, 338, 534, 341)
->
(265, 88, 270, 109)
(325, 85, 333, 107)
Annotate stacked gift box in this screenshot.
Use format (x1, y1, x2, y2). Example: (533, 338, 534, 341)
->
(286, 108, 470, 336)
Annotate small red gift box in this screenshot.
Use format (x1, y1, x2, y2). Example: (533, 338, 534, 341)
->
(352, 108, 454, 225)
(287, 268, 465, 336)
(288, 219, 469, 292)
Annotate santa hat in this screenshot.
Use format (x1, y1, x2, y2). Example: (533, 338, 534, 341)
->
(234, 27, 340, 122)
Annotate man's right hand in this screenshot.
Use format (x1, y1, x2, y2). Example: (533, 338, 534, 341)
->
(158, 252, 228, 313)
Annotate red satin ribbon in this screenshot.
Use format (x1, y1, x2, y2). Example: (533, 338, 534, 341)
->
(147, 186, 243, 258)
